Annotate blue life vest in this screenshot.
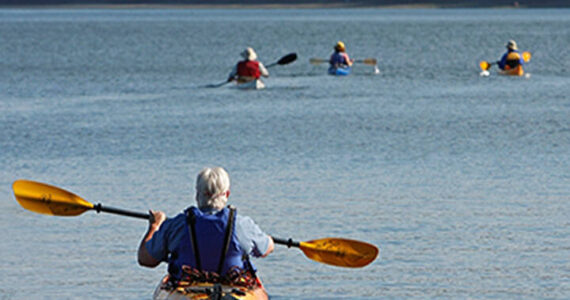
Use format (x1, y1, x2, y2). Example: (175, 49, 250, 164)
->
(168, 206, 247, 280)
(330, 51, 349, 67)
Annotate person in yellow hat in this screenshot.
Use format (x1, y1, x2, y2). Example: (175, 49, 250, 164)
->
(498, 40, 524, 71)
(329, 41, 353, 72)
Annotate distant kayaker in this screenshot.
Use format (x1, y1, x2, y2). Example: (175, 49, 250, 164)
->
(227, 47, 269, 85)
(138, 167, 274, 287)
(329, 41, 354, 70)
(498, 40, 524, 71)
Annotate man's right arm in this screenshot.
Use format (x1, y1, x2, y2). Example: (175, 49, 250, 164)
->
(261, 236, 274, 257)
(138, 210, 166, 267)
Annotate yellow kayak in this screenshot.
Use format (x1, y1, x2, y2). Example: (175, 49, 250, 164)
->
(479, 51, 530, 77)
(153, 276, 269, 300)
(498, 65, 524, 76)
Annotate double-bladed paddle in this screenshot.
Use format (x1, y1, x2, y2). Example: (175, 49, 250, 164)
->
(479, 51, 531, 71)
(309, 57, 378, 66)
(12, 179, 379, 268)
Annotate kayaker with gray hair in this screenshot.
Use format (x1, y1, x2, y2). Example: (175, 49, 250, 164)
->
(138, 167, 274, 295)
(498, 40, 524, 71)
(227, 47, 269, 87)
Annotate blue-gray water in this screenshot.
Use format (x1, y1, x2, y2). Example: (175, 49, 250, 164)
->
(1, 8, 569, 299)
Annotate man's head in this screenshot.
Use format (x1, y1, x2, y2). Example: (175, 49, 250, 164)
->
(506, 40, 518, 51)
(241, 47, 257, 61)
(195, 167, 230, 210)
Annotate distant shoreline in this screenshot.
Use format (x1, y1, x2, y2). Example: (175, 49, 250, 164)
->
(0, 5, 560, 9)
(0, 0, 570, 9)
(1, 4, 441, 9)
(2, 0, 570, 8)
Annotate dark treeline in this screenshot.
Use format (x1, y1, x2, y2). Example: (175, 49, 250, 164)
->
(0, 0, 568, 8)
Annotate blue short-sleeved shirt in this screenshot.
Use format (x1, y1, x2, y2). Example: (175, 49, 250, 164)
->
(145, 207, 271, 263)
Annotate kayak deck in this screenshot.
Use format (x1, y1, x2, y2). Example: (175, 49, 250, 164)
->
(153, 276, 268, 300)
(328, 67, 351, 76)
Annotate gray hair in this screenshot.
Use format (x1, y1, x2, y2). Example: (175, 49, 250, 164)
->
(195, 167, 230, 210)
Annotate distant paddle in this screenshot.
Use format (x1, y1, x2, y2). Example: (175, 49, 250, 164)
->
(310, 57, 378, 66)
(12, 179, 379, 268)
(206, 52, 297, 88)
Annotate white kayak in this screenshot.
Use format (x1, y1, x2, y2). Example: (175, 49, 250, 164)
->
(235, 79, 265, 90)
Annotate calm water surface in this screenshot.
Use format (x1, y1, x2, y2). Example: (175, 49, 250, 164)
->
(0, 8, 569, 299)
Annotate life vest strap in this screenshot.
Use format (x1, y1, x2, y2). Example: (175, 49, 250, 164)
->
(217, 205, 236, 275)
(186, 210, 202, 271)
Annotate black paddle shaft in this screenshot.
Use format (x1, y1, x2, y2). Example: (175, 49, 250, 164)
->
(93, 203, 150, 220)
(272, 236, 300, 248)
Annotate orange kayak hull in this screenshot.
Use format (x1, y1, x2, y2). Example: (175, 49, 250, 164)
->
(499, 65, 524, 76)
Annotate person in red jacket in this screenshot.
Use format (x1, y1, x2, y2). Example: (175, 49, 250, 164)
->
(227, 47, 269, 85)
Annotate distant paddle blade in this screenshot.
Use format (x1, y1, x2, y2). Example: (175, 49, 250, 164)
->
(278, 53, 297, 65)
(309, 58, 327, 65)
(299, 238, 379, 268)
(12, 180, 94, 216)
(362, 58, 377, 66)
(353, 58, 377, 65)
(479, 61, 490, 71)
(522, 51, 531, 62)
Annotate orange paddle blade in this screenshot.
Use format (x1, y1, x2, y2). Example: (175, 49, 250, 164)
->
(12, 180, 94, 216)
(299, 238, 379, 268)
(522, 51, 531, 62)
(479, 61, 490, 70)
